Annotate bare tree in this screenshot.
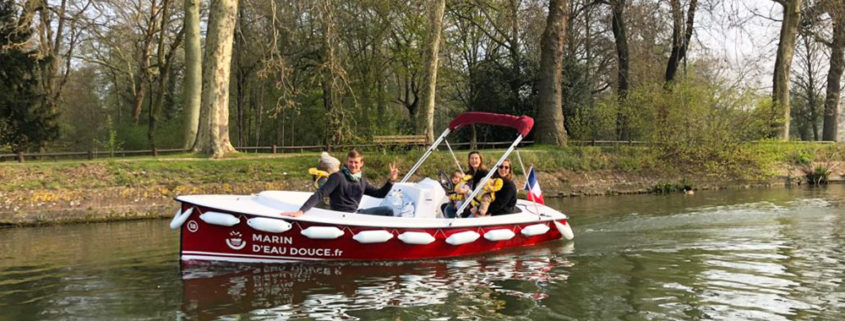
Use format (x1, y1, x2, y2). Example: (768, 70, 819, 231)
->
(192, 0, 238, 157)
(535, 0, 570, 146)
(664, 0, 698, 86)
(418, 0, 447, 142)
(822, 2, 844, 141)
(771, 0, 803, 140)
(608, 0, 630, 140)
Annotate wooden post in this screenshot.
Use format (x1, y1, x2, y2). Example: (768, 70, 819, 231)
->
(16, 152, 23, 163)
(272, 144, 277, 154)
(88, 149, 94, 160)
(153, 147, 158, 157)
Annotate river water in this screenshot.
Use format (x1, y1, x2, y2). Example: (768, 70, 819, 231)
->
(1, 185, 844, 320)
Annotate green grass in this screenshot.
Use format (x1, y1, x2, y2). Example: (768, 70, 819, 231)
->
(0, 143, 841, 192)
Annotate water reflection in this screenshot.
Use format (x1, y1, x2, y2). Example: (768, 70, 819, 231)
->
(180, 243, 575, 320)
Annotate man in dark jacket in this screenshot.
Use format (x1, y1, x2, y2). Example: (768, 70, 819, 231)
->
(281, 149, 399, 217)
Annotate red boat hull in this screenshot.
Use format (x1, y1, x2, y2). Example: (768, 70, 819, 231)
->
(179, 204, 568, 263)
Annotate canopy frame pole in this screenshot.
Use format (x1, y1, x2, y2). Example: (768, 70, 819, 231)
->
(455, 135, 523, 216)
(401, 129, 451, 183)
(444, 139, 464, 175)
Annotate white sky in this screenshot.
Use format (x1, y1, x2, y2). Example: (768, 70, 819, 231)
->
(694, 0, 785, 91)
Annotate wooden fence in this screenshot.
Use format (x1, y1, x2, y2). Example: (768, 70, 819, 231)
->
(0, 140, 558, 162)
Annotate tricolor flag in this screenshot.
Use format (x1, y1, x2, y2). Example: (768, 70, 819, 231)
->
(523, 167, 545, 204)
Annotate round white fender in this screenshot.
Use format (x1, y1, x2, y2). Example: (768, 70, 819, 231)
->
(199, 211, 240, 227)
(554, 220, 575, 240)
(398, 231, 435, 245)
(353, 230, 394, 244)
(247, 217, 292, 233)
(169, 207, 194, 230)
(483, 229, 515, 241)
(520, 223, 550, 236)
(301, 226, 345, 239)
(445, 231, 481, 245)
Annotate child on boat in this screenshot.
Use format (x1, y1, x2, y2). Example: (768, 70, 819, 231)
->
(447, 170, 470, 213)
(470, 177, 503, 216)
(308, 152, 341, 189)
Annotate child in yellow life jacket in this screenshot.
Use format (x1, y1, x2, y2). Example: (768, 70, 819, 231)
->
(447, 170, 472, 212)
(308, 152, 340, 190)
(470, 177, 503, 216)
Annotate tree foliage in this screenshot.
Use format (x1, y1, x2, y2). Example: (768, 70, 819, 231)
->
(0, 0, 58, 152)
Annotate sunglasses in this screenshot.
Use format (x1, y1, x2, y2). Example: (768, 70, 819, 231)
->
(498, 165, 510, 170)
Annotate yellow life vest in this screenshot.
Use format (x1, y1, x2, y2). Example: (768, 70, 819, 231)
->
(308, 168, 330, 189)
(470, 178, 503, 206)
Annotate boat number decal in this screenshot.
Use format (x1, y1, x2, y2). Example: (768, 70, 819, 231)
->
(186, 220, 199, 233)
(250, 233, 344, 257)
(226, 231, 247, 250)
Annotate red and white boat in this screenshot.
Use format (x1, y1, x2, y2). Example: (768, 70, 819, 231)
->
(171, 112, 574, 264)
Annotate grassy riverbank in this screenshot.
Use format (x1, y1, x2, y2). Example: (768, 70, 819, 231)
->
(1, 143, 842, 225)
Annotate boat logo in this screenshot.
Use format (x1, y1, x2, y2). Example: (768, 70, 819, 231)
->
(226, 231, 247, 250)
(186, 220, 199, 232)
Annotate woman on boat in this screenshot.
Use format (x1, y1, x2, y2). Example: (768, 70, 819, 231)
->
(487, 159, 518, 215)
(444, 151, 489, 218)
(465, 151, 489, 191)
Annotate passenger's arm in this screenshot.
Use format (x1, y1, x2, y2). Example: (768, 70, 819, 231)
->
(281, 173, 340, 217)
(364, 180, 393, 198)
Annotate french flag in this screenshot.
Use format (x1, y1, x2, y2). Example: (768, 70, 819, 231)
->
(524, 167, 545, 204)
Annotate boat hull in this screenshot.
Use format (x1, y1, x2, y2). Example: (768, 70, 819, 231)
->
(177, 202, 570, 264)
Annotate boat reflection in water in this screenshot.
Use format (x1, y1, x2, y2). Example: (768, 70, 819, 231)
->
(180, 242, 574, 320)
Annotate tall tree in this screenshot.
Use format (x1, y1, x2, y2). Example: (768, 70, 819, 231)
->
(418, 0, 447, 142)
(0, 0, 58, 152)
(535, 0, 570, 146)
(148, 0, 183, 151)
(183, 0, 202, 148)
(771, 0, 803, 140)
(609, 0, 630, 140)
(664, 0, 697, 86)
(822, 3, 844, 141)
(192, 0, 238, 157)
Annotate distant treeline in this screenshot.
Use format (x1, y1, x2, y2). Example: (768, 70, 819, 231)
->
(0, 0, 843, 156)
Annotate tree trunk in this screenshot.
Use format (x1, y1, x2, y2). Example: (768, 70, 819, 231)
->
(664, 0, 697, 85)
(823, 6, 844, 141)
(772, 0, 802, 140)
(149, 0, 176, 152)
(535, 0, 570, 146)
(610, 0, 630, 140)
(418, 0, 446, 143)
(183, 0, 202, 149)
(320, 0, 343, 147)
(192, 0, 238, 157)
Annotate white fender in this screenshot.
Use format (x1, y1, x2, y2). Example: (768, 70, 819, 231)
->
(199, 211, 240, 227)
(247, 217, 292, 233)
(169, 207, 194, 230)
(520, 223, 550, 236)
(554, 220, 575, 240)
(483, 229, 515, 241)
(353, 230, 394, 244)
(301, 226, 345, 239)
(445, 231, 481, 245)
(398, 231, 435, 245)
